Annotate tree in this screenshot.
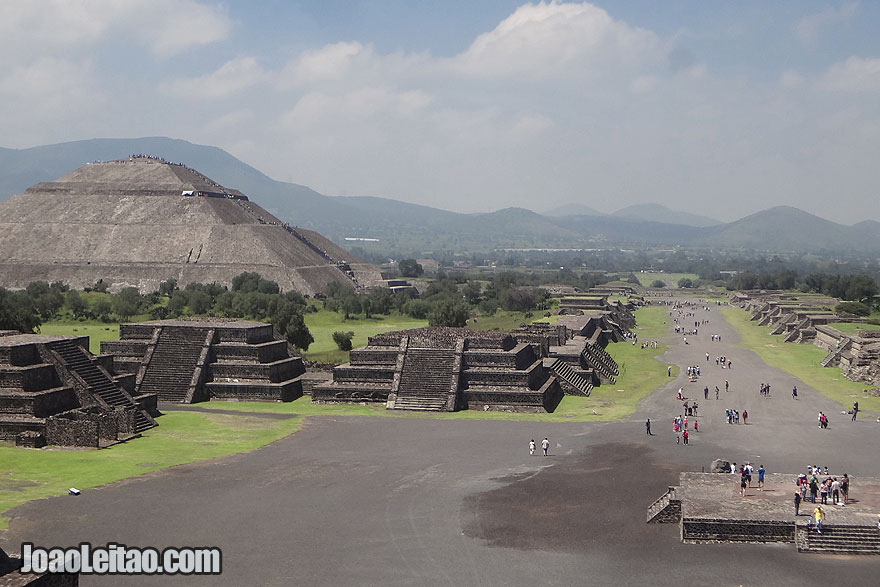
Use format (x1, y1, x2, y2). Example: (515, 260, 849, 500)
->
(332, 330, 355, 351)
(398, 259, 424, 278)
(92, 279, 109, 293)
(93, 298, 113, 322)
(188, 290, 212, 314)
(158, 278, 178, 297)
(677, 278, 693, 289)
(428, 299, 469, 327)
(650, 280, 666, 288)
(167, 292, 188, 317)
(285, 313, 314, 351)
(835, 301, 870, 317)
(0, 288, 42, 333)
(66, 290, 89, 319)
(231, 271, 262, 293)
(112, 287, 141, 321)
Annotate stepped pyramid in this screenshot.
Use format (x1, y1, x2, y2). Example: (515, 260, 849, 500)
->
(0, 156, 382, 294)
(0, 332, 157, 447)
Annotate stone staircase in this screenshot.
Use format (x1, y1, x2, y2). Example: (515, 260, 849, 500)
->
(582, 343, 618, 384)
(820, 339, 852, 367)
(392, 348, 456, 411)
(47, 340, 156, 433)
(548, 358, 592, 396)
(646, 486, 681, 523)
(138, 328, 209, 402)
(796, 524, 880, 555)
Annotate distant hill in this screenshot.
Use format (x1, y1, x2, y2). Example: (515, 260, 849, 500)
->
(701, 206, 865, 253)
(611, 203, 720, 227)
(543, 203, 604, 217)
(2, 138, 879, 256)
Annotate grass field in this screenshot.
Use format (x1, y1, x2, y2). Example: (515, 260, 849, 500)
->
(634, 272, 699, 288)
(38, 321, 121, 354)
(0, 407, 311, 529)
(303, 310, 428, 362)
(827, 322, 880, 334)
(721, 307, 880, 414)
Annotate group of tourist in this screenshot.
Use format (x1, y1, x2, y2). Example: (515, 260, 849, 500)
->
(817, 411, 830, 429)
(796, 467, 849, 510)
(758, 383, 771, 398)
(724, 408, 747, 424)
(736, 463, 765, 496)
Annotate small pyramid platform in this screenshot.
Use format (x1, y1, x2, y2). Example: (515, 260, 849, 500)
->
(101, 318, 305, 403)
(0, 156, 382, 294)
(0, 331, 157, 447)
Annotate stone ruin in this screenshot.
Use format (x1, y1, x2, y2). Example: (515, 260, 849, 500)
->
(100, 318, 305, 403)
(0, 331, 157, 448)
(312, 319, 628, 413)
(731, 291, 880, 387)
(0, 155, 383, 294)
(648, 472, 880, 555)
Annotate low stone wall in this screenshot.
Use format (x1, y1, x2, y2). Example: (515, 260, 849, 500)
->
(682, 518, 794, 543)
(206, 380, 302, 402)
(212, 341, 289, 363)
(311, 384, 389, 403)
(0, 364, 60, 392)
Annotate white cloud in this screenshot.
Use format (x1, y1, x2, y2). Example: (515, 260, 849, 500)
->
(453, 1, 659, 79)
(0, 0, 231, 58)
(819, 56, 880, 92)
(794, 2, 858, 43)
(161, 57, 267, 98)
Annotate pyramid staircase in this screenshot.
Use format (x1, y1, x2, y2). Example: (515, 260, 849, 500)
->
(47, 339, 156, 433)
(138, 327, 211, 402)
(820, 338, 852, 367)
(391, 348, 456, 411)
(548, 358, 593, 396)
(796, 524, 880, 555)
(582, 343, 618, 384)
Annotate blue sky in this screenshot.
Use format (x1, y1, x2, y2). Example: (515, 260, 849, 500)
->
(2, 1, 879, 223)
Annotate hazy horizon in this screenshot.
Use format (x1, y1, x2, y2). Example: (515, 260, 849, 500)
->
(2, 1, 879, 224)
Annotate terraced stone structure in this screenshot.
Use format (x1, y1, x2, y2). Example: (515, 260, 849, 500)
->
(0, 156, 382, 294)
(312, 325, 621, 412)
(101, 319, 305, 403)
(648, 472, 880, 555)
(0, 331, 157, 447)
(731, 291, 880, 387)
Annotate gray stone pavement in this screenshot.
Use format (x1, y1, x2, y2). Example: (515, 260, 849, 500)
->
(2, 298, 879, 586)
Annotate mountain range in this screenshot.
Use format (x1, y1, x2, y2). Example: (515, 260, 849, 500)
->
(1, 137, 878, 256)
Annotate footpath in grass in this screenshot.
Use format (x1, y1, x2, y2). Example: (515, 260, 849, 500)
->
(827, 322, 880, 334)
(721, 307, 880, 414)
(303, 311, 428, 363)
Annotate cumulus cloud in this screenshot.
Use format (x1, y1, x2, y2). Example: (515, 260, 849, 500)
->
(453, 1, 659, 79)
(819, 56, 880, 92)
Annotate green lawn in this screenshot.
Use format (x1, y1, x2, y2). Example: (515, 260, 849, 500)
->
(827, 322, 880, 334)
(466, 311, 541, 332)
(721, 307, 879, 413)
(0, 407, 308, 529)
(38, 321, 121, 354)
(634, 272, 699, 288)
(304, 310, 427, 362)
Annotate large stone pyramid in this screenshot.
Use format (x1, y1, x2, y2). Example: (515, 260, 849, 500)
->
(0, 156, 382, 294)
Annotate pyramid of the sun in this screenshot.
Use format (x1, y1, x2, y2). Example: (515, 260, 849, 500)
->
(0, 156, 382, 293)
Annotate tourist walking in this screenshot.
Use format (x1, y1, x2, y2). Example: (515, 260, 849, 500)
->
(646, 419, 652, 436)
(682, 430, 689, 445)
(529, 439, 536, 456)
(792, 385, 798, 399)
(831, 478, 840, 504)
(794, 492, 801, 516)
(757, 465, 765, 490)
(742, 410, 748, 425)
(852, 401, 859, 421)
(841, 474, 850, 505)
(541, 437, 549, 456)
(740, 474, 747, 496)
(812, 505, 825, 534)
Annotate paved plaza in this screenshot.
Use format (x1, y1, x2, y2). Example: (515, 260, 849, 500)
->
(2, 299, 879, 585)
